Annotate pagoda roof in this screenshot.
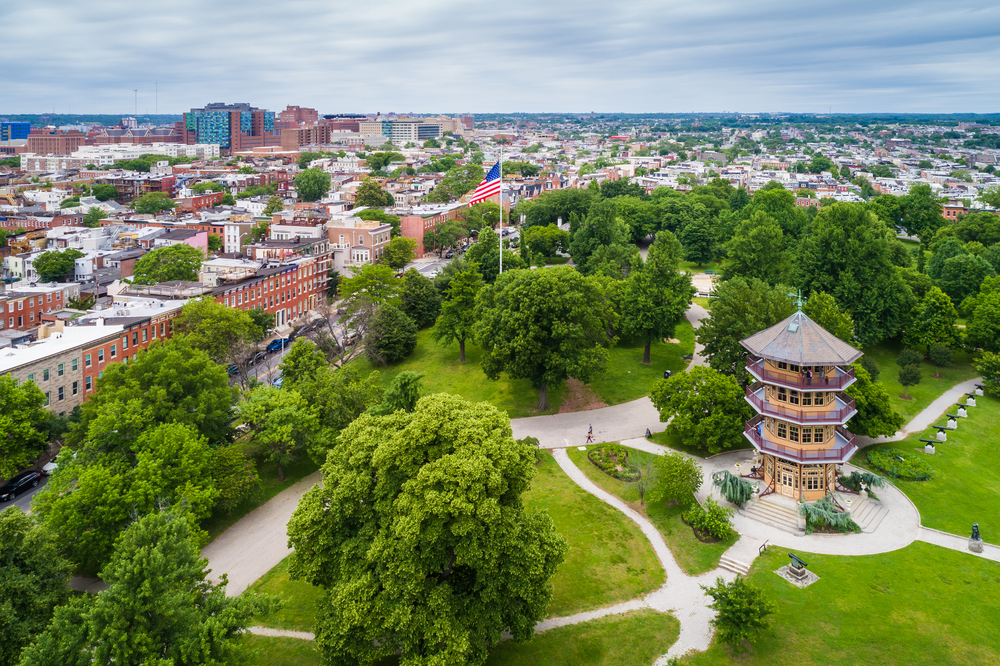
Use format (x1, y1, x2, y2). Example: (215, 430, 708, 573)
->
(740, 311, 862, 366)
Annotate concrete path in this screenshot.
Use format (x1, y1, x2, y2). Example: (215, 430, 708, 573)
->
(247, 626, 316, 640)
(858, 377, 983, 447)
(510, 398, 665, 449)
(917, 527, 1000, 563)
(203, 471, 322, 597)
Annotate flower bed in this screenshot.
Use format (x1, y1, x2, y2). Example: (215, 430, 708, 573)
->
(587, 444, 641, 482)
(867, 447, 935, 481)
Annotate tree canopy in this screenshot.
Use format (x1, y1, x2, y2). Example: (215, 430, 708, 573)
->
(474, 266, 616, 410)
(286, 394, 567, 666)
(426, 164, 485, 203)
(131, 243, 205, 285)
(433, 262, 484, 362)
(33, 248, 83, 282)
(0, 375, 49, 479)
(131, 191, 176, 215)
(650, 366, 751, 454)
(294, 168, 332, 202)
(354, 176, 395, 207)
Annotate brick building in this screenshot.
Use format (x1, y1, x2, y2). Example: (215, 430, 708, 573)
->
(2, 283, 80, 332)
(182, 102, 280, 154)
(26, 129, 85, 155)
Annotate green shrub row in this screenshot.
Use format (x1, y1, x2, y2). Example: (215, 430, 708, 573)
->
(682, 496, 735, 540)
(587, 444, 641, 482)
(866, 447, 935, 481)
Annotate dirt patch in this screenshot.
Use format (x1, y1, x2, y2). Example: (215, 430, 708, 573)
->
(664, 338, 680, 344)
(558, 377, 608, 413)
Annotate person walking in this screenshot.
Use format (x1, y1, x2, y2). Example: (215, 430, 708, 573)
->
(586, 424, 594, 444)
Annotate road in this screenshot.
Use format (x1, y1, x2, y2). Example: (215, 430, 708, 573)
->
(3, 475, 48, 513)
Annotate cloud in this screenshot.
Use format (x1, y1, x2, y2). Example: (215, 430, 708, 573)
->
(2, 0, 999, 114)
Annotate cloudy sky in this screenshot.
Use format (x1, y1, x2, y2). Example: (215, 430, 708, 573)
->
(4, 0, 1000, 115)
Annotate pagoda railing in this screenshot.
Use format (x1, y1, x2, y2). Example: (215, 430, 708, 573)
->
(744, 414, 858, 463)
(746, 354, 855, 390)
(746, 382, 856, 423)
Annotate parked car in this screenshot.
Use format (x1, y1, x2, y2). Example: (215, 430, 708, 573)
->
(0, 471, 42, 502)
(445, 250, 455, 258)
(42, 450, 75, 476)
(266, 338, 291, 353)
(250, 350, 268, 365)
(273, 377, 284, 388)
(227, 364, 240, 376)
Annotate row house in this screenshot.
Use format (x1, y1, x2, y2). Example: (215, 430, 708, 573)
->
(211, 261, 324, 329)
(2, 283, 80, 332)
(97, 173, 177, 202)
(325, 216, 392, 270)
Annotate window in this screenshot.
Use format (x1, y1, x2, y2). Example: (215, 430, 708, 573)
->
(29, 298, 34, 307)
(27, 373, 34, 383)
(72, 381, 78, 395)
(142, 329, 147, 343)
(766, 417, 774, 434)
(789, 363, 800, 372)
(802, 392, 812, 407)
(57, 387, 64, 401)
(802, 428, 812, 444)
(225, 297, 230, 307)
(776, 387, 787, 402)
(814, 427, 825, 442)
(777, 421, 787, 439)
(17, 316, 22, 327)
(789, 425, 799, 442)
(43, 368, 50, 381)
(44, 392, 50, 406)
(47, 293, 52, 302)
(98, 349, 105, 362)
(18, 301, 23, 310)
(29, 312, 34, 322)
(827, 392, 835, 405)
(160, 323, 165, 336)
(132, 332, 138, 347)
(86, 376, 92, 391)
(789, 390, 800, 406)
(111, 344, 117, 358)
(98, 371, 103, 379)
(57, 363, 64, 376)
(85, 353, 92, 367)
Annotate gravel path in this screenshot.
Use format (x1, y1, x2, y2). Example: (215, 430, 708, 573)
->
(246, 626, 316, 640)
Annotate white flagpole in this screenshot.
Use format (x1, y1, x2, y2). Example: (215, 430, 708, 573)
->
(498, 146, 503, 276)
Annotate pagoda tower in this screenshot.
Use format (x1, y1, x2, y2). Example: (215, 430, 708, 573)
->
(740, 309, 863, 502)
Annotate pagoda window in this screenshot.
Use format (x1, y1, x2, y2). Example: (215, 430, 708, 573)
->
(827, 392, 835, 405)
(802, 392, 813, 407)
(777, 422, 787, 439)
(766, 417, 774, 434)
(814, 427, 825, 442)
(777, 387, 787, 402)
(806, 473, 822, 491)
(789, 363, 800, 372)
(789, 425, 800, 442)
(789, 390, 800, 406)
(765, 457, 774, 476)
(777, 361, 788, 370)
(802, 428, 812, 444)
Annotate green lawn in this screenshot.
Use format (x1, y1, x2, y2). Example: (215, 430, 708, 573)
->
(679, 260, 723, 273)
(859, 394, 1000, 540)
(242, 635, 321, 666)
(692, 296, 712, 310)
(243, 610, 679, 666)
(682, 542, 1000, 666)
(861, 341, 979, 424)
(588, 320, 694, 406)
(202, 454, 319, 542)
(566, 446, 737, 575)
(352, 323, 693, 419)
(486, 610, 679, 666)
(246, 556, 323, 633)
(526, 451, 665, 616)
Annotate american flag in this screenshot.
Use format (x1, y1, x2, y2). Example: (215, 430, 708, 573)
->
(468, 161, 502, 207)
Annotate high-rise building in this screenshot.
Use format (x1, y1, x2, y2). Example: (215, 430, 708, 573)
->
(182, 102, 278, 153)
(1, 122, 31, 141)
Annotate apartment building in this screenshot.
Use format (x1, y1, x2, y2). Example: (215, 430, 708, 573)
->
(25, 129, 85, 155)
(1, 283, 80, 331)
(182, 102, 279, 153)
(325, 216, 392, 270)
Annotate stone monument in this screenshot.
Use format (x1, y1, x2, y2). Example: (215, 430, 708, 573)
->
(969, 524, 984, 553)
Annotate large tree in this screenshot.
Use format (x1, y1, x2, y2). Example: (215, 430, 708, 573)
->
(720, 211, 791, 284)
(33, 248, 83, 282)
(354, 176, 395, 207)
(237, 386, 317, 481)
(569, 199, 629, 270)
(20, 510, 275, 666)
(474, 266, 616, 410)
(803, 290, 855, 342)
(433, 263, 484, 362)
(0, 375, 49, 479)
(620, 232, 694, 363)
(131, 243, 205, 285)
(522, 223, 570, 261)
(797, 203, 914, 347)
(399, 268, 441, 329)
(69, 337, 236, 446)
(650, 366, 752, 454)
(0, 508, 73, 665)
(174, 298, 260, 365)
(679, 216, 716, 266)
(363, 303, 417, 365)
(33, 420, 217, 574)
(696, 277, 796, 382)
(426, 164, 485, 202)
(904, 285, 958, 350)
(382, 236, 417, 269)
(131, 191, 176, 214)
(900, 183, 944, 243)
(967, 288, 1000, 353)
(339, 262, 403, 309)
(286, 394, 567, 666)
(518, 188, 596, 228)
(463, 228, 526, 284)
(294, 167, 332, 202)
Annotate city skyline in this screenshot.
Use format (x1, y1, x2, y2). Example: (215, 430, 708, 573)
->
(5, 0, 1000, 115)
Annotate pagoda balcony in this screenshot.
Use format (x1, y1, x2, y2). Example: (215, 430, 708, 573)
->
(745, 382, 857, 425)
(744, 414, 858, 464)
(746, 354, 855, 390)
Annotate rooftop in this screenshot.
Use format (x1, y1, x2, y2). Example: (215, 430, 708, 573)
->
(740, 311, 862, 366)
(0, 323, 124, 373)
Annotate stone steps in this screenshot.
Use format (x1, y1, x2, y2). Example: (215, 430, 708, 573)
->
(718, 554, 751, 576)
(850, 497, 889, 533)
(740, 496, 804, 535)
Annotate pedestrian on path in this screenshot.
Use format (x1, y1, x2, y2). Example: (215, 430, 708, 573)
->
(586, 424, 594, 444)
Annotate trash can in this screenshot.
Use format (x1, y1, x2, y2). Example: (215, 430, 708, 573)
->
(663, 370, 672, 379)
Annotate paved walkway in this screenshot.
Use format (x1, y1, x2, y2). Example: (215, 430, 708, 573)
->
(203, 471, 322, 597)
(858, 377, 983, 446)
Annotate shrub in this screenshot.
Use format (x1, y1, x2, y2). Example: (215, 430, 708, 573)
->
(587, 444, 641, 482)
(364, 304, 417, 365)
(702, 576, 777, 649)
(867, 447, 935, 481)
(799, 494, 861, 534)
(683, 496, 735, 540)
(839, 470, 888, 494)
(712, 470, 755, 506)
(649, 451, 702, 506)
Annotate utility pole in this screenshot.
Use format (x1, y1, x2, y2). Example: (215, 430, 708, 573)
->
(134, 89, 137, 116)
